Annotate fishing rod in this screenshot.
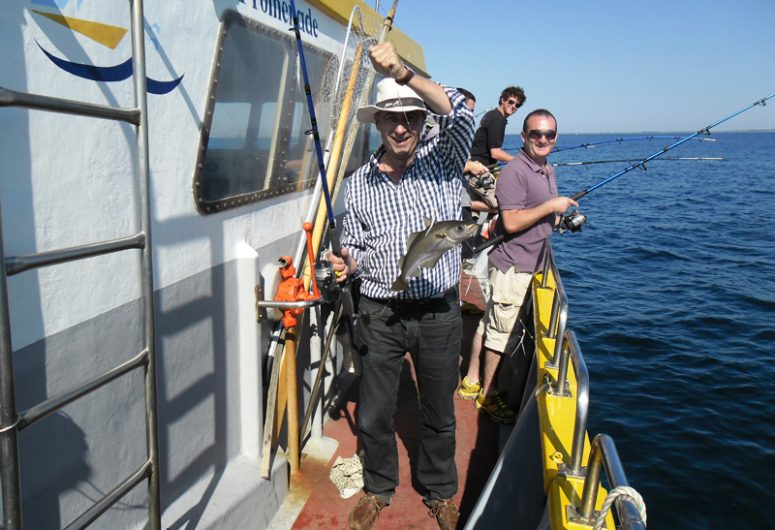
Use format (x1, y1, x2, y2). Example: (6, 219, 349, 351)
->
(553, 157, 724, 167)
(473, 92, 774, 253)
(287, 0, 360, 322)
(552, 134, 718, 153)
(261, 4, 386, 479)
(289, 0, 338, 253)
(297, 1, 400, 440)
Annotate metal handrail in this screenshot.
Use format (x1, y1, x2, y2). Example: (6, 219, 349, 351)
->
(256, 297, 323, 311)
(575, 434, 647, 530)
(255, 296, 324, 324)
(0, 86, 141, 125)
(17, 350, 149, 430)
(549, 300, 568, 370)
(541, 240, 644, 529)
(130, 0, 163, 524)
(64, 460, 153, 530)
(0, 191, 21, 530)
(5, 233, 146, 276)
(558, 330, 590, 474)
(541, 241, 590, 473)
(540, 241, 569, 367)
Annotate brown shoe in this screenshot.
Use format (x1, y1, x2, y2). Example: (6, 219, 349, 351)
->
(349, 494, 387, 530)
(426, 498, 460, 530)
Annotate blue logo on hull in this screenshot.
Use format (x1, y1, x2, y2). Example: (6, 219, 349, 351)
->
(37, 42, 184, 95)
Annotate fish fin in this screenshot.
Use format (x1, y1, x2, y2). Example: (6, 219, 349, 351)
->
(418, 252, 446, 269)
(405, 229, 422, 249)
(426, 216, 437, 235)
(391, 276, 409, 291)
(423, 216, 433, 228)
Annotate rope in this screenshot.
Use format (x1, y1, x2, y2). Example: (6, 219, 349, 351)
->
(593, 485, 647, 530)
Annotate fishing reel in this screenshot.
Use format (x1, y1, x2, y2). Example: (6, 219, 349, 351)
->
(314, 260, 339, 303)
(314, 259, 362, 303)
(557, 209, 588, 234)
(470, 171, 496, 191)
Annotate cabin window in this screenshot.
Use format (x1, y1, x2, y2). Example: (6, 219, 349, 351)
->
(194, 10, 338, 214)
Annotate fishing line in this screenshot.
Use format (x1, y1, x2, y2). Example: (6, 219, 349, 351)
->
(571, 93, 773, 201)
(473, 92, 774, 253)
(552, 134, 718, 153)
(553, 156, 724, 167)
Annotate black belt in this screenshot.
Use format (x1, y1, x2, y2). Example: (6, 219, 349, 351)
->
(364, 288, 458, 312)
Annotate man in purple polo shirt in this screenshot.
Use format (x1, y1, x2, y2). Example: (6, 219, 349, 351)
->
(475, 109, 577, 423)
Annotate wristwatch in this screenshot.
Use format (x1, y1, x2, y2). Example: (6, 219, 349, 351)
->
(395, 65, 414, 85)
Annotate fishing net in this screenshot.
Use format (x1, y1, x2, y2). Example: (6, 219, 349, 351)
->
(318, 16, 377, 139)
(318, 4, 388, 200)
(295, 1, 397, 269)
(288, 3, 390, 207)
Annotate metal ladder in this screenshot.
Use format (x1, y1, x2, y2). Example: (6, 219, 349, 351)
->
(0, 1, 161, 528)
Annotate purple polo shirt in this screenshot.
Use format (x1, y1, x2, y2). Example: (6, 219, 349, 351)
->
(489, 148, 558, 273)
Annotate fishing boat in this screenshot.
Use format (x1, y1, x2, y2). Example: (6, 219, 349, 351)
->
(0, 1, 646, 528)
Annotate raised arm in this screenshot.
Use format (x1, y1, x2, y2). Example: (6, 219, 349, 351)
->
(368, 42, 452, 115)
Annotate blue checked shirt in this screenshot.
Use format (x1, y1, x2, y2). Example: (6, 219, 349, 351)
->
(341, 86, 475, 300)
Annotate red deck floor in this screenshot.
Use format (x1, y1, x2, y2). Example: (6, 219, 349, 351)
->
(291, 273, 495, 529)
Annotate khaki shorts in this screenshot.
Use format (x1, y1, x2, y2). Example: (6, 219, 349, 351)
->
(477, 267, 533, 353)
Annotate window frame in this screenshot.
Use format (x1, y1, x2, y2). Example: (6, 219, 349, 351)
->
(193, 10, 333, 214)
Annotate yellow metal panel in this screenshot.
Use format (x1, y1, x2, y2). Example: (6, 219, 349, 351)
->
(310, 0, 428, 75)
(532, 269, 610, 529)
(537, 335, 555, 366)
(535, 287, 556, 338)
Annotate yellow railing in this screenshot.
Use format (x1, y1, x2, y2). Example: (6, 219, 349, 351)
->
(533, 240, 645, 530)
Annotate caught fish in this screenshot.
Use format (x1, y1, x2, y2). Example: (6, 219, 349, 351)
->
(391, 218, 479, 291)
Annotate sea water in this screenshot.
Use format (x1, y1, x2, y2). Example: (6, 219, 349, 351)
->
(503, 131, 775, 529)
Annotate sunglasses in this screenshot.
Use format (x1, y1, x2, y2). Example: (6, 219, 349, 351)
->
(526, 129, 557, 140)
(506, 99, 522, 108)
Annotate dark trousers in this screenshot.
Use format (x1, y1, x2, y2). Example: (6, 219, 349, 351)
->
(355, 291, 461, 502)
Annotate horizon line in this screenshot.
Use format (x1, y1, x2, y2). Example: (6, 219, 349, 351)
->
(505, 128, 775, 135)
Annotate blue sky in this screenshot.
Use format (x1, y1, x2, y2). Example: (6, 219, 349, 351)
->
(387, 0, 775, 134)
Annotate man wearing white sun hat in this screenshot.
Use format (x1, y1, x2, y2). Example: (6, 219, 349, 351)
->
(326, 42, 474, 530)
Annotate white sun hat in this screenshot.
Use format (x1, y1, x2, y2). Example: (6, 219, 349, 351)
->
(356, 77, 427, 123)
